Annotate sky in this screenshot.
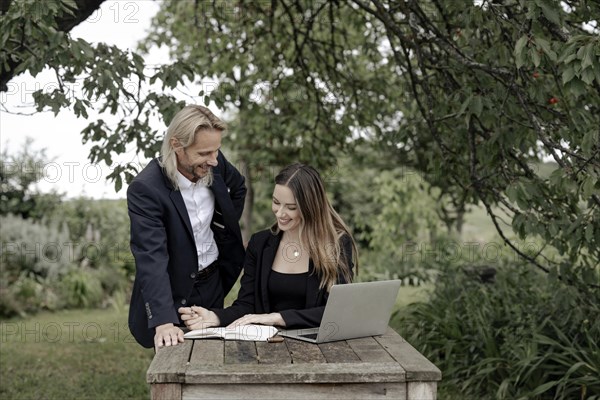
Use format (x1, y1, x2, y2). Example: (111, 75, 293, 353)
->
(0, 1, 163, 199)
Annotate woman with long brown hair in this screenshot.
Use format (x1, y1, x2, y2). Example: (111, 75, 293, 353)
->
(179, 163, 358, 329)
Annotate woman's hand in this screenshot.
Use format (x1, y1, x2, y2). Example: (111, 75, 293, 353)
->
(227, 313, 285, 329)
(178, 305, 220, 330)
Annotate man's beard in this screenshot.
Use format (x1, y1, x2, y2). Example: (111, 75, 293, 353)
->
(194, 166, 213, 186)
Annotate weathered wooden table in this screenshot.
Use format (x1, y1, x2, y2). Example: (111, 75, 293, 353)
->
(147, 327, 441, 400)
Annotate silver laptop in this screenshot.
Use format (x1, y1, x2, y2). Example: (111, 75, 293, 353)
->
(279, 280, 401, 343)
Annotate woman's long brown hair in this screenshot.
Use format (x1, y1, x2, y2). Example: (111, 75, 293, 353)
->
(271, 163, 358, 290)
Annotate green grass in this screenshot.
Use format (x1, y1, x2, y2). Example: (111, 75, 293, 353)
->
(0, 308, 153, 400)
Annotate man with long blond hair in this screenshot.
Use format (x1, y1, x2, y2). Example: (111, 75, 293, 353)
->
(127, 105, 246, 349)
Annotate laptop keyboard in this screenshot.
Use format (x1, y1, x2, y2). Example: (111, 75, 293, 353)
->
(299, 333, 318, 339)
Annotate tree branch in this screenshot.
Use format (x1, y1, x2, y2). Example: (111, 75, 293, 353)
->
(1, 0, 106, 92)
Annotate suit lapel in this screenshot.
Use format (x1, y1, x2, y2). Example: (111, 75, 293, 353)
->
(210, 168, 241, 240)
(169, 190, 194, 238)
(153, 158, 194, 239)
(260, 233, 280, 310)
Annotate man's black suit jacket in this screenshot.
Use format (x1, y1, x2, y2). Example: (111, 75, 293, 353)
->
(127, 153, 246, 348)
(213, 229, 354, 328)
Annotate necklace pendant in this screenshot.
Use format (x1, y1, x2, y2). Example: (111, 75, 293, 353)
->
(293, 250, 299, 257)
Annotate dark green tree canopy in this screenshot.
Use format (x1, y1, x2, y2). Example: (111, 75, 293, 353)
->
(1, 0, 598, 283)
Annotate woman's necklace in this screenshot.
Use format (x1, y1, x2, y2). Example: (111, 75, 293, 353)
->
(283, 234, 302, 259)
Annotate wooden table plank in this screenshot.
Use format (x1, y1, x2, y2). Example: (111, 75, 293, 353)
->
(318, 341, 360, 363)
(374, 330, 441, 382)
(224, 341, 258, 364)
(285, 338, 327, 363)
(147, 341, 193, 384)
(183, 362, 405, 384)
(256, 341, 292, 364)
(346, 337, 396, 363)
(189, 339, 224, 366)
(183, 382, 407, 399)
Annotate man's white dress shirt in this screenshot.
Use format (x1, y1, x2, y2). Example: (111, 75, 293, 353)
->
(177, 171, 219, 270)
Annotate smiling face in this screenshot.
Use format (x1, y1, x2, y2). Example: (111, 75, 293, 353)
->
(173, 129, 222, 182)
(272, 184, 302, 234)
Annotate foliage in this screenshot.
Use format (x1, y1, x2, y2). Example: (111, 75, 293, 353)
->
(58, 268, 104, 308)
(3, 1, 598, 281)
(0, 198, 132, 317)
(0, 138, 63, 220)
(323, 149, 442, 282)
(0, 213, 90, 316)
(139, 0, 600, 282)
(58, 198, 134, 274)
(1, 0, 178, 192)
(0, 213, 73, 281)
(396, 263, 600, 399)
(169, 0, 600, 280)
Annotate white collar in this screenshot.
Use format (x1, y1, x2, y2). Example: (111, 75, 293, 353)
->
(176, 170, 198, 189)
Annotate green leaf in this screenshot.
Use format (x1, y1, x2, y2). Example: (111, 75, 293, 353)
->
(581, 43, 595, 70)
(515, 35, 528, 57)
(78, 40, 95, 59)
(535, 38, 557, 62)
(562, 66, 575, 84)
(470, 95, 483, 117)
(530, 47, 541, 68)
(114, 174, 122, 192)
(580, 175, 597, 199)
(565, 78, 587, 98)
(506, 183, 519, 203)
(581, 68, 595, 85)
(458, 94, 473, 115)
(529, 380, 559, 396)
(512, 213, 527, 238)
(549, 221, 559, 236)
(585, 224, 594, 244)
(535, 0, 560, 25)
(581, 130, 599, 155)
(515, 35, 528, 68)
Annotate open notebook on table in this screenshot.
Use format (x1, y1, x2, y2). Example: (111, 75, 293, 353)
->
(183, 324, 278, 342)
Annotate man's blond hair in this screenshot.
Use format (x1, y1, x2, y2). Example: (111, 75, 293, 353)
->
(160, 105, 226, 190)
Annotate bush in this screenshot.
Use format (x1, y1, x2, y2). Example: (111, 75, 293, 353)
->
(0, 273, 62, 317)
(1, 214, 74, 281)
(0, 214, 75, 317)
(395, 263, 600, 399)
(0, 201, 133, 317)
(58, 269, 104, 309)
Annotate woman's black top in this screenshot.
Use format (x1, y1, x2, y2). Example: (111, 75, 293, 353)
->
(268, 270, 309, 312)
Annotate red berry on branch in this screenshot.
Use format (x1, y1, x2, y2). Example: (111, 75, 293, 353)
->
(533, 72, 540, 78)
(548, 97, 559, 104)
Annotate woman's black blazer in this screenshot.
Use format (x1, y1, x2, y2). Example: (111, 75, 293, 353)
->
(213, 229, 354, 328)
